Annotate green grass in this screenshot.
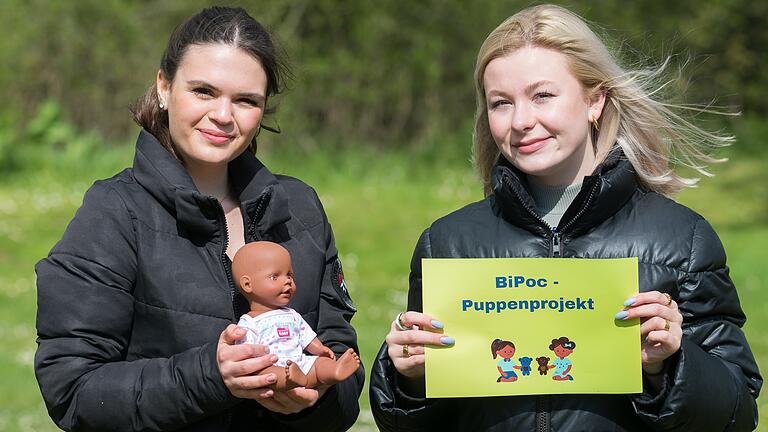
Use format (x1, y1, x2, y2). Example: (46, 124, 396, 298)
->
(1, 143, 765, 431)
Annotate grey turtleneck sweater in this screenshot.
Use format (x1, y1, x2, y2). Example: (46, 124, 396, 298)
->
(527, 179, 583, 228)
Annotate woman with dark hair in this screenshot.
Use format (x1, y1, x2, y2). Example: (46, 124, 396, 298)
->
(370, 4, 760, 431)
(34, 7, 362, 431)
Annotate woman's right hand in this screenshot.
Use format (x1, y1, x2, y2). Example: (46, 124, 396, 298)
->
(217, 324, 279, 399)
(385, 311, 454, 379)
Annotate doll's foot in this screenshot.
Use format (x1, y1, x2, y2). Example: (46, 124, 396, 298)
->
(333, 349, 361, 381)
(284, 361, 307, 390)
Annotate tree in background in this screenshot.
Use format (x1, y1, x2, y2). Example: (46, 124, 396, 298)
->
(1, 0, 765, 148)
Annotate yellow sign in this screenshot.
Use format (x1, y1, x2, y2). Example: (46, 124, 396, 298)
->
(422, 258, 641, 398)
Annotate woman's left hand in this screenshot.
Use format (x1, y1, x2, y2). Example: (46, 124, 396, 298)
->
(255, 386, 329, 415)
(616, 291, 683, 374)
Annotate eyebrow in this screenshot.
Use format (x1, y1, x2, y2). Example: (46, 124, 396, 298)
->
(186, 80, 266, 103)
(525, 80, 555, 93)
(486, 80, 556, 98)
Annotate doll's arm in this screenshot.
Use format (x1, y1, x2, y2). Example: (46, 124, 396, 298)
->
(306, 337, 335, 358)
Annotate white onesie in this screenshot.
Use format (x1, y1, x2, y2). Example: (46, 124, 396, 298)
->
(237, 308, 318, 374)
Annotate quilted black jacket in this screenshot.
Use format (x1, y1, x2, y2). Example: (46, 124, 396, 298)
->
(370, 153, 761, 431)
(35, 130, 363, 431)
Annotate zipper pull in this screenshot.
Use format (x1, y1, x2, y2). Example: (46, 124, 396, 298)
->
(551, 228, 561, 257)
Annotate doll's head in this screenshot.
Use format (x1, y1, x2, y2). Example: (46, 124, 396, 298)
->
(491, 339, 516, 359)
(232, 241, 295, 313)
(549, 336, 576, 359)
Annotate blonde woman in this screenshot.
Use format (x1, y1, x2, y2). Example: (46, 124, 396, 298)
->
(370, 4, 761, 431)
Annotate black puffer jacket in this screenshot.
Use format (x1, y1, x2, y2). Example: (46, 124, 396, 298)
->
(370, 153, 761, 431)
(35, 130, 363, 432)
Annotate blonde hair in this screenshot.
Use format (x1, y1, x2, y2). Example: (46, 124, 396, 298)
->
(473, 4, 732, 196)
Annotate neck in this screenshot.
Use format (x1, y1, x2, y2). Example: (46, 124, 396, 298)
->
(185, 162, 230, 202)
(247, 302, 280, 317)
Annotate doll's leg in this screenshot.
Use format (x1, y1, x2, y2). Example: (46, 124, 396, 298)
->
(258, 362, 307, 391)
(305, 348, 360, 388)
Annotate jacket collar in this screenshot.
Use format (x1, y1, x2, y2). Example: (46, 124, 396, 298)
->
(491, 147, 638, 237)
(132, 129, 291, 242)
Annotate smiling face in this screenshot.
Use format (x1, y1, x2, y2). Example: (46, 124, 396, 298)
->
(484, 46, 605, 186)
(553, 345, 574, 359)
(497, 344, 516, 359)
(234, 242, 296, 314)
(156, 43, 268, 170)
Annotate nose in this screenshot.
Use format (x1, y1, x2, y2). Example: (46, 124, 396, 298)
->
(511, 104, 536, 132)
(208, 99, 233, 125)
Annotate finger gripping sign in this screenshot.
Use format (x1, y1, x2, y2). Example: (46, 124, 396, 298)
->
(422, 258, 641, 398)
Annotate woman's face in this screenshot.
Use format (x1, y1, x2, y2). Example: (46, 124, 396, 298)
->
(157, 43, 268, 170)
(484, 47, 605, 186)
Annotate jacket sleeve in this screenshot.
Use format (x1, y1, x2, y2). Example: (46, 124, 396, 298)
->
(269, 190, 364, 432)
(632, 218, 762, 431)
(34, 182, 237, 432)
(370, 229, 453, 431)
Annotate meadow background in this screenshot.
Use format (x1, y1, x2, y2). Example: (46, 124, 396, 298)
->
(0, 1, 766, 430)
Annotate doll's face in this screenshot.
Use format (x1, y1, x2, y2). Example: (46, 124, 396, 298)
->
(496, 344, 516, 359)
(236, 242, 296, 310)
(553, 345, 573, 359)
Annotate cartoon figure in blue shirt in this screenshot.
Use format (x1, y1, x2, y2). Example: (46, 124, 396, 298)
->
(518, 356, 533, 376)
(492, 339, 521, 382)
(549, 336, 576, 381)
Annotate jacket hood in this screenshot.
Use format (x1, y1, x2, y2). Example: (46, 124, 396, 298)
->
(132, 129, 291, 242)
(491, 147, 638, 237)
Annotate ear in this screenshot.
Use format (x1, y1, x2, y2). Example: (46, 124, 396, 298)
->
(587, 88, 607, 122)
(156, 70, 170, 107)
(239, 275, 252, 293)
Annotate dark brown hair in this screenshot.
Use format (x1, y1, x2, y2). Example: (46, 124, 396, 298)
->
(491, 339, 515, 359)
(131, 6, 290, 159)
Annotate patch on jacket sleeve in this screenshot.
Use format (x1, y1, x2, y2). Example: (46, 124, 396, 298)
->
(332, 257, 356, 311)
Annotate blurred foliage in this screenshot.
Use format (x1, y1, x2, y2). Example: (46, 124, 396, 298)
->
(0, 0, 765, 147)
(0, 100, 133, 180)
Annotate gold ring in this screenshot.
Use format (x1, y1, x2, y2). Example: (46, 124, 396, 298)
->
(395, 312, 412, 331)
(662, 293, 672, 306)
(402, 344, 410, 358)
(664, 319, 670, 331)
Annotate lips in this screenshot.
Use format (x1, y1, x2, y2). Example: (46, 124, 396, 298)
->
(197, 128, 233, 145)
(516, 137, 551, 154)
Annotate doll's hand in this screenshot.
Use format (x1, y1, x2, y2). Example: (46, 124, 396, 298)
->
(217, 324, 279, 399)
(386, 311, 454, 379)
(615, 291, 683, 374)
(256, 385, 329, 414)
(320, 346, 335, 359)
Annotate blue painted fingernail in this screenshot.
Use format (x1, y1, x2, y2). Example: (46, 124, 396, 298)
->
(431, 320, 444, 329)
(615, 310, 629, 320)
(440, 336, 455, 345)
(623, 297, 636, 307)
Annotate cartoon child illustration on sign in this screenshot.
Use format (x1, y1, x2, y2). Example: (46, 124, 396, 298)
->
(549, 336, 576, 381)
(491, 339, 521, 382)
